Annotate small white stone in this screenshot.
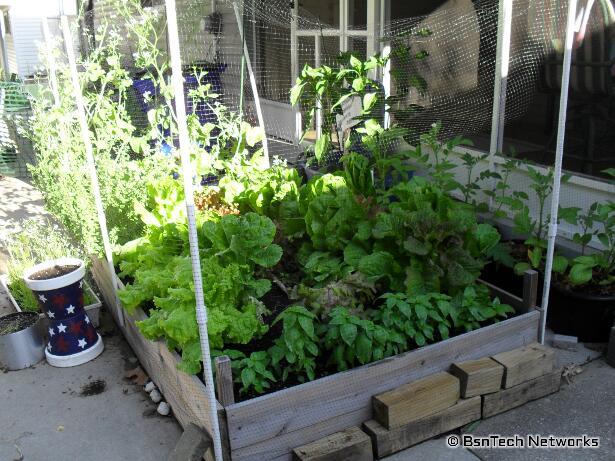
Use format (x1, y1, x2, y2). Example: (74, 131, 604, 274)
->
(157, 401, 171, 416)
(144, 381, 156, 393)
(149, 389, 162, 403)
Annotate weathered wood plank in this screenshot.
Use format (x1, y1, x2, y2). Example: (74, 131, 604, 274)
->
(167, 423, 212, 461)
(292, 426, 372, 461)
(215, 355, 235, 407)
(225, 310, 540, 458)
(479, 270, 538, 314)
(478, 279, 524, 311)
(492, 343, 554, 388)
(450, 357, 504, 398)
(373, 372, 459, 429)
(363, 396, 482, 458)
(522, 270, 539, 312)
(482, 370, 561, 418)
(231, 407, 369, 461)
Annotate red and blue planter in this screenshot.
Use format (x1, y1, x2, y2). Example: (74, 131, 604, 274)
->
(23, 258, 104, 367)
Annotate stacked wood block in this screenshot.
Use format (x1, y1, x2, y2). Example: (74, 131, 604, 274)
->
(292, 427, 373, 461)
(450, 357, 504, 398)
(484, 343, 560, 417)
(363, 372, 481, 458)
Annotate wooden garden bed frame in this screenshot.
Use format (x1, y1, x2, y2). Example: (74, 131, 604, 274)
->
(91, 256, 542, 461)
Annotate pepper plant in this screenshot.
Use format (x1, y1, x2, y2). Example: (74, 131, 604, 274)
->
(290, 53, 388, 163)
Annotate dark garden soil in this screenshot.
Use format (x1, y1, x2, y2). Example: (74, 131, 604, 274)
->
(29, 264, 80, 280)
(0, 312, 38, 335)
(80, 379, 107, 396)
(552, 276, 615, 297)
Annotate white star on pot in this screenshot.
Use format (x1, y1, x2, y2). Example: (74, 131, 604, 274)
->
(48, 328, 55, 337)
(39, 294, 47, 303)
(66, 305, 76, 314)
(77, 338, 87, 349)
(47, 344, 52, 351)
(79, 280, 83, 288)
(85, 317, 90, 325)
(47, 311, 55, 319)
(57, 323, 67, 333)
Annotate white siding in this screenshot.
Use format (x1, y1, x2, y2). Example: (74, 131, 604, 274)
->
(11, 16, 43, 76)
(5, 0, 77, 77)
(3, 29, 18, 76)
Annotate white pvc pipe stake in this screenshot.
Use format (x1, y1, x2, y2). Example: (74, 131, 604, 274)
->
(489, 0, 513, 156)
(539, 0, 578, 345)
(41, 17, 60, 106)
(60, 15, 124, 327)
(382, 45, 392, 129)
(487, 0, 513, 203)
(164, 1, 223, 459)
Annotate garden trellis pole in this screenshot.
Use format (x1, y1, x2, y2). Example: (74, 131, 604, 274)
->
(539, 0, 578, 344)
(380, 0, 390, 129)
(488, 0, 513, 189)
(164, 0, 224, 459)
(60, 15, 124, 328)
(233, 0, 270, 166)
(41, 17, 60, 106)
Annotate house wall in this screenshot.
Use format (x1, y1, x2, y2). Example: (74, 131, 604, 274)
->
(6, 0, 75, 77)
(2, 16, 18, 76)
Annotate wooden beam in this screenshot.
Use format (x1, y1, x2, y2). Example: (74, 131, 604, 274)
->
(215, 355, 235, 407)
(492, 343, 555, 388)
(478, 278, 524, 312)
(363, 397, 481, 458)
(482, 370, 561, 418)
(450, 357, 504, 398)
(522, 269, 539, 312)
(292, 427, 372, 461)
(373, 372, 460, 429)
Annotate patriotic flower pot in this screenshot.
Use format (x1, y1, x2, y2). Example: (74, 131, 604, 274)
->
(23, 257, 104, 367)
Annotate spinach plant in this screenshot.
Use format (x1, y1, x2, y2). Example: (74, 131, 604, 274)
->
(220, 350, 276, 395)
(269, 306, 319, 382)
(321, 307, 402, 371)
(374, 292, 454, 348)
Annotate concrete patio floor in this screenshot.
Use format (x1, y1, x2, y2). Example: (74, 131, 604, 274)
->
(0, 310, 182, 461)
(1, 176, 614, 461)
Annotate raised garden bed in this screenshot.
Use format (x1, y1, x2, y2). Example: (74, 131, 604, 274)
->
(91, 256, 541, 461)
(0, 274, 102, 328)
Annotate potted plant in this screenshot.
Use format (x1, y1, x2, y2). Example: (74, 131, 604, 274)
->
(548, 188, 615, 342)
(290, 53, 388, 172)
(479, 165, 576, 298)
(23, 257, 104, 367)
(1, 219, 103, 327)
(0, 312, 45, 371)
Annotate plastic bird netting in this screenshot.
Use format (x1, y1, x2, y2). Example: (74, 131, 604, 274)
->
(20, 1, 615, 460)
(0, 81, 35, 178)
(78, 0, 598, 165)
